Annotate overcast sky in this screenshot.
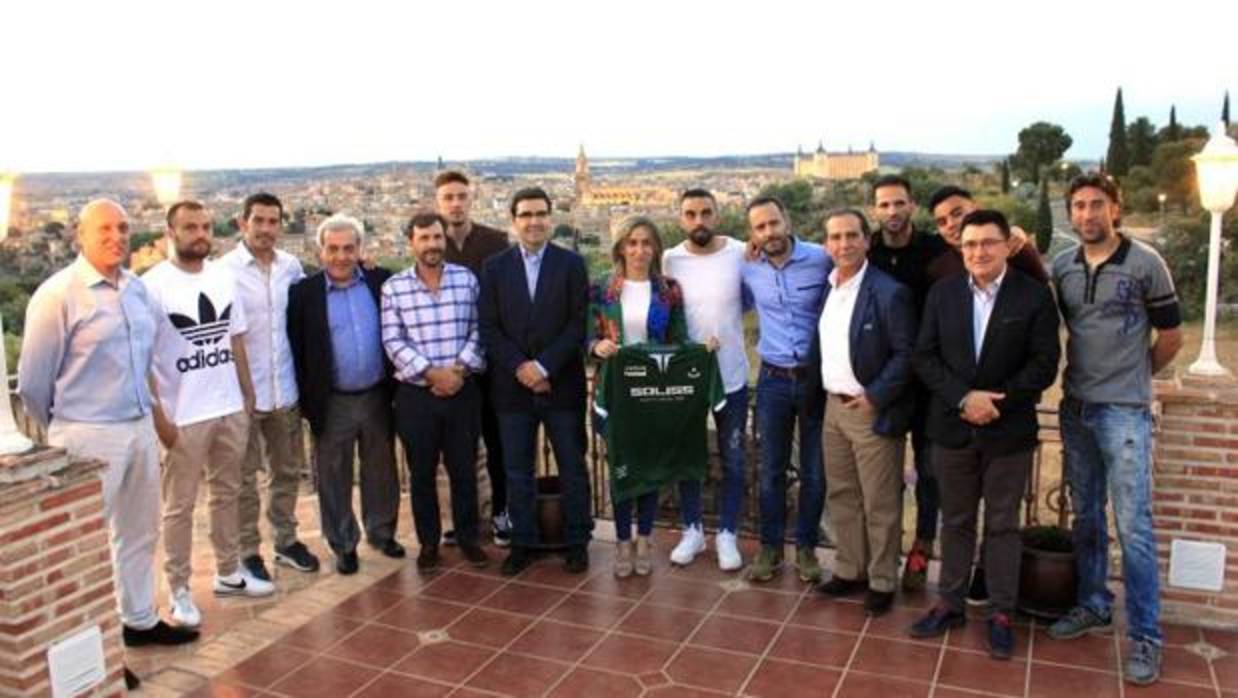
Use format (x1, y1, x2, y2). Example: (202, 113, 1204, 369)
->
(3, 0, 1235, 173)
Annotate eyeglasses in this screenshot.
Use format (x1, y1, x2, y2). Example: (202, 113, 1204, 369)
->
(960, 238, 1006, 252)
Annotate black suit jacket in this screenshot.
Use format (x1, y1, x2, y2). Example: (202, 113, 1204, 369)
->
(913, 268, 1060, 455)
(478, 243, 588, 412)
(287, 267, 394, 436)
(806, 264, 917, 437)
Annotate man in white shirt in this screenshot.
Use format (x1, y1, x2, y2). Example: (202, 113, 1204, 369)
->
(808, 209, 915, 616)
(220, 193, 320, 580)
(145, 200, 274, 629)
(661, 188, 750, 571)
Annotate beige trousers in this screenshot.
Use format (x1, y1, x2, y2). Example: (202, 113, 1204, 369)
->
(823, 394, 905, 593)
(238, 405, 306, 555)
(161, 411, 249, 591)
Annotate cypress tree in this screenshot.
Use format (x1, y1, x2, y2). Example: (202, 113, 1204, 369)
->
(1035, 179, 1053, 254)
(1167, 105, 1182, 141)
(1224, 91, 1231, 127)
(1000, 158, 1011, 194)
(1106, 87, 1129, 178)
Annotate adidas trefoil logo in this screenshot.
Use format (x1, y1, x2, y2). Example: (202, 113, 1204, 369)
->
(170, 293, 234, 373)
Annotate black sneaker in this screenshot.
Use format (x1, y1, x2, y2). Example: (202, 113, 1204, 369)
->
(909, 604, 966, 639)
(564, 545, 589, 574)
(123, 620, 200, 647)
(336, 550, 359, 575)
(242, 554, 271, 582)
(966, 566, 989, 606)
(501, 546, 535, 577)
(988, 612, 1015, 660)
(460, 542, 490, 568)
(817, 576, 868, 597)
(275, 541, 321, 573)
(416, 545, 440, 571)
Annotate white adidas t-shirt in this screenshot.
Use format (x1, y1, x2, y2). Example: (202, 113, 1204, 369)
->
(662, 237, 748, 393)
(143, 260, 248, 427)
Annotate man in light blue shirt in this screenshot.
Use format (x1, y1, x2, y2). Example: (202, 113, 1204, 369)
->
(19, 199, 199, 651)
(741, 195, 831, 584)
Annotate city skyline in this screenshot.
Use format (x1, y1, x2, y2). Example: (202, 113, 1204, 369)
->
(4, 0, 1235, 174)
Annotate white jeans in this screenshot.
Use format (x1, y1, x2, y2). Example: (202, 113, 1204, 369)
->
(48, 417, 161, 630)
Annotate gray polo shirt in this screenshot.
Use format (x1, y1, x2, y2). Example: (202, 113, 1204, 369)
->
(1052, 235, 1181, 405)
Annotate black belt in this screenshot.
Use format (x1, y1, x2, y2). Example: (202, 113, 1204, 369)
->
(761, 361, 811, 380)
(332, 383, 382, 396)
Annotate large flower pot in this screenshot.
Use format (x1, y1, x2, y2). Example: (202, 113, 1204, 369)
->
(532, 475, 568, 551)
(1018, 526, 1077, 619)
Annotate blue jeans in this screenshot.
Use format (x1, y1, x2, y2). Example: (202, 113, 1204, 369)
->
(1060, 398, 1161, 645)
(755, 369, 825, 548)
(614, 491, 658, 541)
(499, 408, 593, 547)
(594, 413, 660, 541)
(678, 387, 749, 533)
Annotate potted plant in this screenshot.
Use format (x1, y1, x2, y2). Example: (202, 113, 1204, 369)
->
(1018, 480, 1077, 619)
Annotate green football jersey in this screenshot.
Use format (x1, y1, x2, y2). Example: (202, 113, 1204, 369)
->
(594, 343, 726, 503)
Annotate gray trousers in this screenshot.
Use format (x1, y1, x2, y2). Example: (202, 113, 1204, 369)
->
(935, 444, 1031, 615)
(314, 388, 399, 554)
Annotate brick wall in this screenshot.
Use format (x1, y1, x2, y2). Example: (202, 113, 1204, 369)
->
(1153, 374, 1238, 627)
(0, 451, 126, 697)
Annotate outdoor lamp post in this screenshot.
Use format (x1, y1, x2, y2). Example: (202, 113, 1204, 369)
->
(0, 173, 34, 455)
(1188, 123, 1238, 377)
(151, 164, 182, 206)
(1158, 192, 1167, 229)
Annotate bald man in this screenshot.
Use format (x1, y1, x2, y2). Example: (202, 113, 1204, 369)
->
(19, 199, 199, 650)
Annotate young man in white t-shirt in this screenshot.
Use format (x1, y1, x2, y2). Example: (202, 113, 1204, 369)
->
(145, 201, 272, 629)
(661, 188, 750, 571)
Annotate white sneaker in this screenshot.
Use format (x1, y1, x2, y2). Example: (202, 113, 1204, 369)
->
(170, 587, 201, 627)
(715, 530, 743, 572)
(214, 569, 276, 598)
(669, 524, 706, 566)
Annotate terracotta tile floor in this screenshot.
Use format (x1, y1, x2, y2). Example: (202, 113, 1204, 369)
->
(124, 492, 1238, 696)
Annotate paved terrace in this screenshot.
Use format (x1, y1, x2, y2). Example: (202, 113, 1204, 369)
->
(122, 493, 1238, 698)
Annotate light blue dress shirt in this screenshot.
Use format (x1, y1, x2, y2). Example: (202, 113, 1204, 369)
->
(741, 238, 832, 368)
(325, 269, 385, 392)
(18, 256, 158, 426)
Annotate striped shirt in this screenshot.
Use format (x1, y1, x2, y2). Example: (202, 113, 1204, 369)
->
(381, 262, 485, 386)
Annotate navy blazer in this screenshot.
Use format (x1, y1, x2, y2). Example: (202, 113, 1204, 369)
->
(286, 267, 394, 437)
(806, 263, 916, 437)
(478, 243, 588, 412)
(913, 267, 1060, 455)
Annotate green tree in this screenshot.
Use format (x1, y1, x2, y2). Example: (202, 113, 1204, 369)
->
(1157, 211, 1238, 319)
(757, 180, 820, 237)
(1000, 159, 1011, 194)
(1224, 90, 1231, 127)
(129, 230, 161, 251)
(1106, 87, 1129, 178)
(1152, 138, 1206, 213)
(1035, 180, 1053, 253)
(1163, 105, 1182, 142)
(1127, 116, 1158, 168)
(1013, 122, 1073, 185)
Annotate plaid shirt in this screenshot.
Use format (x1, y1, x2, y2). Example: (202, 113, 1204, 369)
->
(381, 263, 484, 385)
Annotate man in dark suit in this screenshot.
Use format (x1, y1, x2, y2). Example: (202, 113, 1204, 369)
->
(287, 214, 401, 575)
(806, 208, 916, 616)
(478, 187, 592, 576)
(909, 209, 1060, 659)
